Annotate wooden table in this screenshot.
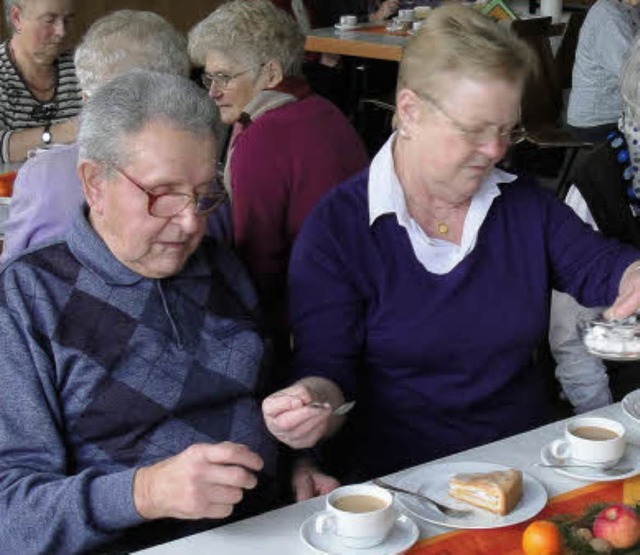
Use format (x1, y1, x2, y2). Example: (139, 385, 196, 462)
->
(305, 24, 407, 62)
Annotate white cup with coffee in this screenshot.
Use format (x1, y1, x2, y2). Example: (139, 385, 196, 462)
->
(550, 416, 626, 466)
(340, 14, 358, 26)
(314, 484, 395, 548)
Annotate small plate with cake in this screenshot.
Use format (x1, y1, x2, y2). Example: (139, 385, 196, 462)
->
(393, 462, 547, 529)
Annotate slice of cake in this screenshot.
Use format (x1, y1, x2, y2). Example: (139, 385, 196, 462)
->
(448, 469, 523, 515)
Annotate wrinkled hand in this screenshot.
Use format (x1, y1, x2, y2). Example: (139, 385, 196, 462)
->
(133, 442, 263, 520)
(292, 458, 340, 502)
(262, 383, 334, 449)
(605, 262, 640, 320)
(53, 116, 78, 144)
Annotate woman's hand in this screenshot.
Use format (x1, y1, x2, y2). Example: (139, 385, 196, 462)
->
(605, 261, 640, 319)
(261, 377, 345, 449)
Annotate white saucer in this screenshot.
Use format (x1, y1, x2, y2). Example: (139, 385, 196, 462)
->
(334, 23, 359, 31)
(300, 512, 419, 555)
(622, 389, 640, 424)
(540, 440, 640, 482)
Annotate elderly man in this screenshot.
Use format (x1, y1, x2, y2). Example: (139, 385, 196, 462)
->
(1, 9, 191, 262)
(1, 0, 81, 163)
(0, 71, 277, 554)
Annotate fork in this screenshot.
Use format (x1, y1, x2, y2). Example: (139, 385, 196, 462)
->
(372, 478, 472, 518)
(307, 400, 356, 416)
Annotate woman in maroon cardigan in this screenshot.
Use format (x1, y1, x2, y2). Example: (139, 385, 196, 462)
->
(189, 0, 368, 381)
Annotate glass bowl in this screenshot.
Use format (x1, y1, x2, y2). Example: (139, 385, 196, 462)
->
(578, 313, 640, 361)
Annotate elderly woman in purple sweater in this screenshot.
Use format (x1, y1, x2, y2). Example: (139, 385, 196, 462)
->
(263, 6, 640, 495)
(188, 0, 367, 375)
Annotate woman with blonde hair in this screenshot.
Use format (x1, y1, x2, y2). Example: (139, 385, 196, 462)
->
(263, 5, 640, 489)
(189, 0, 367, 374)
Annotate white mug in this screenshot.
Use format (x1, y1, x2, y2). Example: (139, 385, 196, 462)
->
(550, 416, 626, 466)
(340, 14, 357, 26)
(315, 484, 395, 548)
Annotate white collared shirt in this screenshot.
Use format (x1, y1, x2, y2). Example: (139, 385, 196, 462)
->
(368, 133, 517, 274)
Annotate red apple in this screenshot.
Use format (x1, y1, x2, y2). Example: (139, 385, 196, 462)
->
(593, 503, 640, 549)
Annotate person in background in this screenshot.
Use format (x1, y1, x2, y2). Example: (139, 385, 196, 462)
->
(262, 6, 640, 490)
(551, 33, 640, 414)
(567, 0, 640, 142)
(188, 0, 368, 377)
(0, 0, 81, 163)
(0, 10, 191, 263)
(0, 70, 277, 555)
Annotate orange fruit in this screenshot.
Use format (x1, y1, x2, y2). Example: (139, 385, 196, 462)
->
(522, 520, 563, 555)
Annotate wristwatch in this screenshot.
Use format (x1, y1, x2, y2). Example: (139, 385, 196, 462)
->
(42, 123, 52, 145)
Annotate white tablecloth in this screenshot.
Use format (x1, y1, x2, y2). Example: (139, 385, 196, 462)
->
(134, 403, 640, 554)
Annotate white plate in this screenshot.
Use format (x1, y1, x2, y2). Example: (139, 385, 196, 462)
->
(540, 440, 640, 482)
(622, 389, 640, 423)
(395, 462, 547, 529)
(300, 512, 419, 555)
(334, 22, 359, 31)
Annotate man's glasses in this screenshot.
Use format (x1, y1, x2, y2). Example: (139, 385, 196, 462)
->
(415, 90, 527, 146)
(113, 166, 227, 218)
(201, 70, 249, 91)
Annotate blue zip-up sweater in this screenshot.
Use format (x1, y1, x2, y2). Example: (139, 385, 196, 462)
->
(0, 209, 277, 554)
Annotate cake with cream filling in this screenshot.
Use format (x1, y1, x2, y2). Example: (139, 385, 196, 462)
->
(448, 468, 523, 515)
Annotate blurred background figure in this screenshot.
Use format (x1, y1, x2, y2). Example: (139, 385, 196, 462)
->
(551, 33, 640, 414)
(189, 0, 368, 380)
(0, 0, 81, 163)
(262, 6, 640, 491)
(316, 0, 400, 26)
(567, 0, 640, 142)
(1, 9, 191, 262)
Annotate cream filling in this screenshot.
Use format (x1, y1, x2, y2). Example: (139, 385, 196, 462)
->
(450, 485, 500, 507)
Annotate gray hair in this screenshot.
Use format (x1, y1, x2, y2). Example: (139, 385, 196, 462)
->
(5, 0, 22, 32)
(78, 70, 221, 169)
(188, 0, 304, 77)
(74, 10, 190, 96)
(398, 5, 534, 98)
(621, 34, 640, 120)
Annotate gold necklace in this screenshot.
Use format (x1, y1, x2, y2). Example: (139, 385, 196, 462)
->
(437, 222, 449, 234)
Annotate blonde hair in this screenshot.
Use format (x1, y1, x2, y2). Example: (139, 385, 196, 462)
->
(398, 6, 534, 97)
(188, 0, 305, 77)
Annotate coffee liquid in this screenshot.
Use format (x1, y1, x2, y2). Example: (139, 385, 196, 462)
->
(333, 495, 387, 513)
(572, 426, 619, 441)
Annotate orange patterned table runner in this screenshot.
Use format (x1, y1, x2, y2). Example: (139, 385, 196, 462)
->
(407, 477, 640, 554)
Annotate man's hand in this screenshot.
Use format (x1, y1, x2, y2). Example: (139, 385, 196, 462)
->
(262, 378, 345, 449)
(605, 261, 640, 320)
(292, 458, 340, 502)
(133, 442, 263, 520)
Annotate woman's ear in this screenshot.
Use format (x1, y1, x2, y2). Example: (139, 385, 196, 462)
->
(395, 88, 423, 138)
(263, 59, 284, 88)
(78, 160, 107, 214)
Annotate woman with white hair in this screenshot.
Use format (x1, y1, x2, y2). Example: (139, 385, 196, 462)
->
(189, 0, 368, 372)
(1, 10, 191, 262)
(0, 0, 81, 163)
(263, 6, 640, 488)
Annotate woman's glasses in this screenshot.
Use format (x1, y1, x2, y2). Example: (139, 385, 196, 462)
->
(415, 90, 527, 146)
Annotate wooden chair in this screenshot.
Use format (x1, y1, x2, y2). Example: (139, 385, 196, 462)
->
(508, 16, 592, 188)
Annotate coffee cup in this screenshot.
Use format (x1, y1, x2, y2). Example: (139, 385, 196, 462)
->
(340, 14, 357, 26)
(550, 416, 626, 467)
(314, 484, 395, 548)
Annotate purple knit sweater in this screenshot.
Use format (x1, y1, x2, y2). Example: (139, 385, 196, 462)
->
(290, 169, 640, 479)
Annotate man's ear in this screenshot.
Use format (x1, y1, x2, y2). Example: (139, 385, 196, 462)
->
(10, 4, 23, 33)
(263, 59, 284, 89)
(78, 160, 107, 214)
